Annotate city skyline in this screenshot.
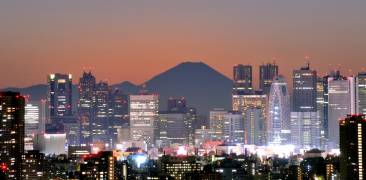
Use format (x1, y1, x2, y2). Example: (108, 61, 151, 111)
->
(1, 1, 366, 88)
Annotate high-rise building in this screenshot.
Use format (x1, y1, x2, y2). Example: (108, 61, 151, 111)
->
(109, 89, 129, 146)
(25, 103, 40, 136)
(223, 111, 245, 144)
(0, 92, 25, 179)
(340, 115, 366, 180)
(129, 94, 159, 147)
(158, 112, 189, 145)
(48, 73, 73, 119)
(317, 76, 328, 149)
(186, 107, 197, 146)
(209, 108, 228, 141)
(356, 72, 366, 115)
(259, 63, 279, 95)
(268, 75, 291, 145)
(290, 111, 321, 150)
(245, 107, 266, 146)
(93, 81, 111, 144)
(233, 64, 253, 95)
(78, 71, 96, 145)
(328, 73, 355, 148)
(167, 97, 187, 113)
(292, 64, 317, 112)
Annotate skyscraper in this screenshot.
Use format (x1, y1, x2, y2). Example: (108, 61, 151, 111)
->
(356, 72, 366, 115)
(78, 71, 96, 144)
(268, 75, 290, 145)
(340, 115, 366, 180)
(233, 64, 253, 95)
(93, 81, 111, 143)
(0, 92, 25, 179)
(328, 73, 355, 148)
(223, 111, 245, 144)
(317, 76, 328, 149)
(48, 73, 73, 120)
(259, 63, 279, 95)
(290, 111, 321, 150)
(209, 108, 228, 141)
(158, 112, 189, 145)
(292, 64, 317, 112)
(129, 93, 159, 147)
(24, 103, 40, 136)
(245, 107, 266, 146)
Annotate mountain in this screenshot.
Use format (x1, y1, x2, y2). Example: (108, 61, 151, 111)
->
(111, 81, 139, 94)
(1, 61, 233, 115)
(143, 61, 232, 114)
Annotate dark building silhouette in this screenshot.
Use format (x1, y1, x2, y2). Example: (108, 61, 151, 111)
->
(259, 63, 279, 95)
(78, 71, 96, 144)
(48, 73, 73, 120)
(292, 64, 317, 112)
(0, 91, 25, 179)
(80, 151, 117, 179)
(233, 64, 253, 95)
(340, 115, 366, 179)
(167, 97, 187, 113)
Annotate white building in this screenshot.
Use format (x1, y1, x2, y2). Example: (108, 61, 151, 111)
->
(33, 133, 67, 155)
(223, 111, 245, 144)
(268, 75, 291, 145)
(25, 103, 40, 136)
(290, 111, 321, 150)
(129, 94, 159, 147)
(328, 76, 355, 148)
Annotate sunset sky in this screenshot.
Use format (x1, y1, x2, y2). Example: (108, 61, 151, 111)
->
(0, 0, 365, 88)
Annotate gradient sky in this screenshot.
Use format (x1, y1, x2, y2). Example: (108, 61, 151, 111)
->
(1, 0, 365, 88)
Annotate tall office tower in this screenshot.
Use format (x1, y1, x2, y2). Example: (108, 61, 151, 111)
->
(78, 71, 96, 144)
(290, 111, 321, 150)
(268, 75, 291, 145)
(245, 107, 266, 145)
(186, 107, 197, 146)
(316, 77, 329, 149)
(328, 73, 355, 148)
(109, 89, 128, 146)
(39, 99, 47, 133)
(0, 92, 25, 179)
(356, 72, 366, 115)
(24, 103, 40, 136)
(233, 64, 253, 95)
(167, 97, 187, 113)
(93, 81, 111, 143)
(293, 64, 317, 112)
(209, 108, 228, 141)
(48, 73, 73, 119)
(223, 111, 245, 144)
(129, 94, 159, 147)
(340, 115, 366, 180)
(259, 63, 279, 95)
(158, 112, 189, 145)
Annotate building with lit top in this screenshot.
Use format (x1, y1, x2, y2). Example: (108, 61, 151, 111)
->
(292, 64, 317, 112)
(268, 75, 290, 145)
(0, 91, 25, 179)
(259, 62, 279, 95)
(340, 115, 366, 180)
(233, 64, 253, 95)
(328, 72, 355, 148)
(129, 93, 159, 147)
(48, 73, 73, 120)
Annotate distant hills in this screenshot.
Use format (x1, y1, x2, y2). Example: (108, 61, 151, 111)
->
(1, 61, 233, 115)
